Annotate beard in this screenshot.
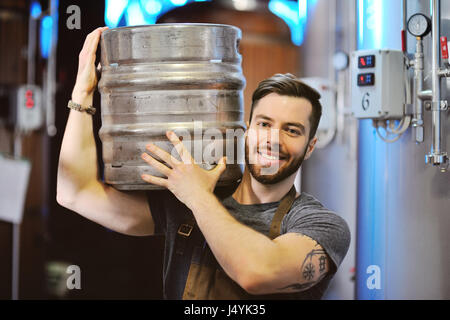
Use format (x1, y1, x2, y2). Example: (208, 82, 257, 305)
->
(244, 136, 308, 185)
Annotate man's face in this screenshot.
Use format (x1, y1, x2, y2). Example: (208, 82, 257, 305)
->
(245, 93, 317, 184)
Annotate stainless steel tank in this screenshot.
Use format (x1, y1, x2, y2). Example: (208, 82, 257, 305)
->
(98, 24, 246, 190)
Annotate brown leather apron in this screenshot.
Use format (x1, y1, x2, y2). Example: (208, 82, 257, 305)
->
(179, 186, 297, 300)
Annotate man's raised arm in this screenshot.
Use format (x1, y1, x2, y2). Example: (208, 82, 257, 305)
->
(56, 27, 154, 236)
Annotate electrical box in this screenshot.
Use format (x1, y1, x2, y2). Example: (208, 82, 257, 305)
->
(351, 49, 405, 119)
(300, 77, 335, 131)
(11, 85, 43, 131)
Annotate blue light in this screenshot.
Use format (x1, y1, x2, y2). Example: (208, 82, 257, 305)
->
(142, 0, 162, 15)
(357, 0, 387, 50)
(105, 0, 211, 28)
(42, 16, 52, 29)
(374, 0, 383, 48)
(30, 1, 42, 19)
(126, 0, 148, 25)
(170, 0, 188, 6)
(40, 16, 52, 59)
(104, 0, 306, 46)
(358, 0, 364, 47)
(298, 0, 307, 25)
(268, 0, 307, 46)
(105, 0, 129, 28)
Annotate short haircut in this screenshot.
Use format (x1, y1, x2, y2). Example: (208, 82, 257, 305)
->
(249, 73, 322, 140)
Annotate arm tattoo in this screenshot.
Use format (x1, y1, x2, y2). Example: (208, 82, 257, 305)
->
(278, 244, 329, 292)
(279, 272, 328, 292)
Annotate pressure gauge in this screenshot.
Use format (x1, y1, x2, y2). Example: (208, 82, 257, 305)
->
(407, 13, 431, 38)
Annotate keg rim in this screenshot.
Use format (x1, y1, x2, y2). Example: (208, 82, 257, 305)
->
(102, 23, 242, 34)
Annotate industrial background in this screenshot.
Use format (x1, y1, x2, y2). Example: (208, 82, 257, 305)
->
(0, 0, 449, 300)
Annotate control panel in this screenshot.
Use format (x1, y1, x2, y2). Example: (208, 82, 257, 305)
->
(351, 49, 406, 119)
(10, 85, 43, 131)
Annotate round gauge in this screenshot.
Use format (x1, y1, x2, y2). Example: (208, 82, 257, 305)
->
(333, 51, 349, 71)
(407, 13, 431, 38)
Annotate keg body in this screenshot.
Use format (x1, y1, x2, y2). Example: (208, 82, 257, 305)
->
(99, 24, 246, 190)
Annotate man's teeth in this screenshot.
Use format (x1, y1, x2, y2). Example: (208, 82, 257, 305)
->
(259, 151, 283, 160)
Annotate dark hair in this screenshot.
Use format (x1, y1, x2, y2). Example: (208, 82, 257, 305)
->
(249, 73, 322, 140)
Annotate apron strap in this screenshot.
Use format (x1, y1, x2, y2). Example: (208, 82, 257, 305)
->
(268, 186, 297, 240)
(175, 215, 196, 255)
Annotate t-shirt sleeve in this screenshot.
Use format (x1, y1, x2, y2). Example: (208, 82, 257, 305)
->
(146, 190, 167, 235)
(281, 198, 351, 272)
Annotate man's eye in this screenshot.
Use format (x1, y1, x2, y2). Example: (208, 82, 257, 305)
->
(257, 122, 269, 127)
(287, 128, 301, 135)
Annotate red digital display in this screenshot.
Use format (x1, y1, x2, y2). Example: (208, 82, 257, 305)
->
(358, 55, 375, 68)
(357, 73, 375, 86)
(25, 90, 34, 109)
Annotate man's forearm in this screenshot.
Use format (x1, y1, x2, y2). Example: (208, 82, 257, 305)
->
(188, 192, 280, 292)
(57, 92, 99, 201)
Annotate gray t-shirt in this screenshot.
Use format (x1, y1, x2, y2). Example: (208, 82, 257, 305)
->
(147, 186, 350, 300)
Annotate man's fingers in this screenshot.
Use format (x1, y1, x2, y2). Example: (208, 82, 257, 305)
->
(141, 152, 171, 177)
(212, 156, 227, 177)
(87, 27, 106, 55)
(80, 28, 99, 54)
(141, 174, 168, 188)
(96, 62, 102, 79)
(80, 27, 108, 59)
(166, 131, 193, 164)
(79, 32, 93, 54)
(146, 143, 181, 167)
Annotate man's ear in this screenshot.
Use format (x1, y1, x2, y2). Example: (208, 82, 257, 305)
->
(304, 136, 318, 161)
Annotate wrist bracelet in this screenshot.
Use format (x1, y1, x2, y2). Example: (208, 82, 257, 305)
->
(67, 100, 96, 115)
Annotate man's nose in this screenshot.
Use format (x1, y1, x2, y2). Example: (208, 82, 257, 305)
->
(264, 128, 281, 149)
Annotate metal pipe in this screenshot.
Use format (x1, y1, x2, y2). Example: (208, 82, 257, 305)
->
(418, 90, 432, 100)
(403, 0, 407, 51)
(12, 224, 20, 300)
(413, 38, 424, 143)
(431, 0, 441, 155)
(329, 0, 341, 144)
(46, 0, 58, 137)
(12, 133, 21, 300)
(329, 0, 336, 84)
(27, 13, 36, 84)
(427, 0, 448, 170)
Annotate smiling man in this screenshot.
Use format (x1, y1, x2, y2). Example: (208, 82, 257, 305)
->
(57, 27, 350, 300)
(140, 73, 350, 299)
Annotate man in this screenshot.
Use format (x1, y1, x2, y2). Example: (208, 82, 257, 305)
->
(57, 27, 350, 300)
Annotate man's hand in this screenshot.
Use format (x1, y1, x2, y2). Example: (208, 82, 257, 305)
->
(140, 131, 227, 209)
(72, 26, 108, 103)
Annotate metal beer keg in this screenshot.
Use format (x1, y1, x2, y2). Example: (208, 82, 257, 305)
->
(98, 24, 246, 190)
